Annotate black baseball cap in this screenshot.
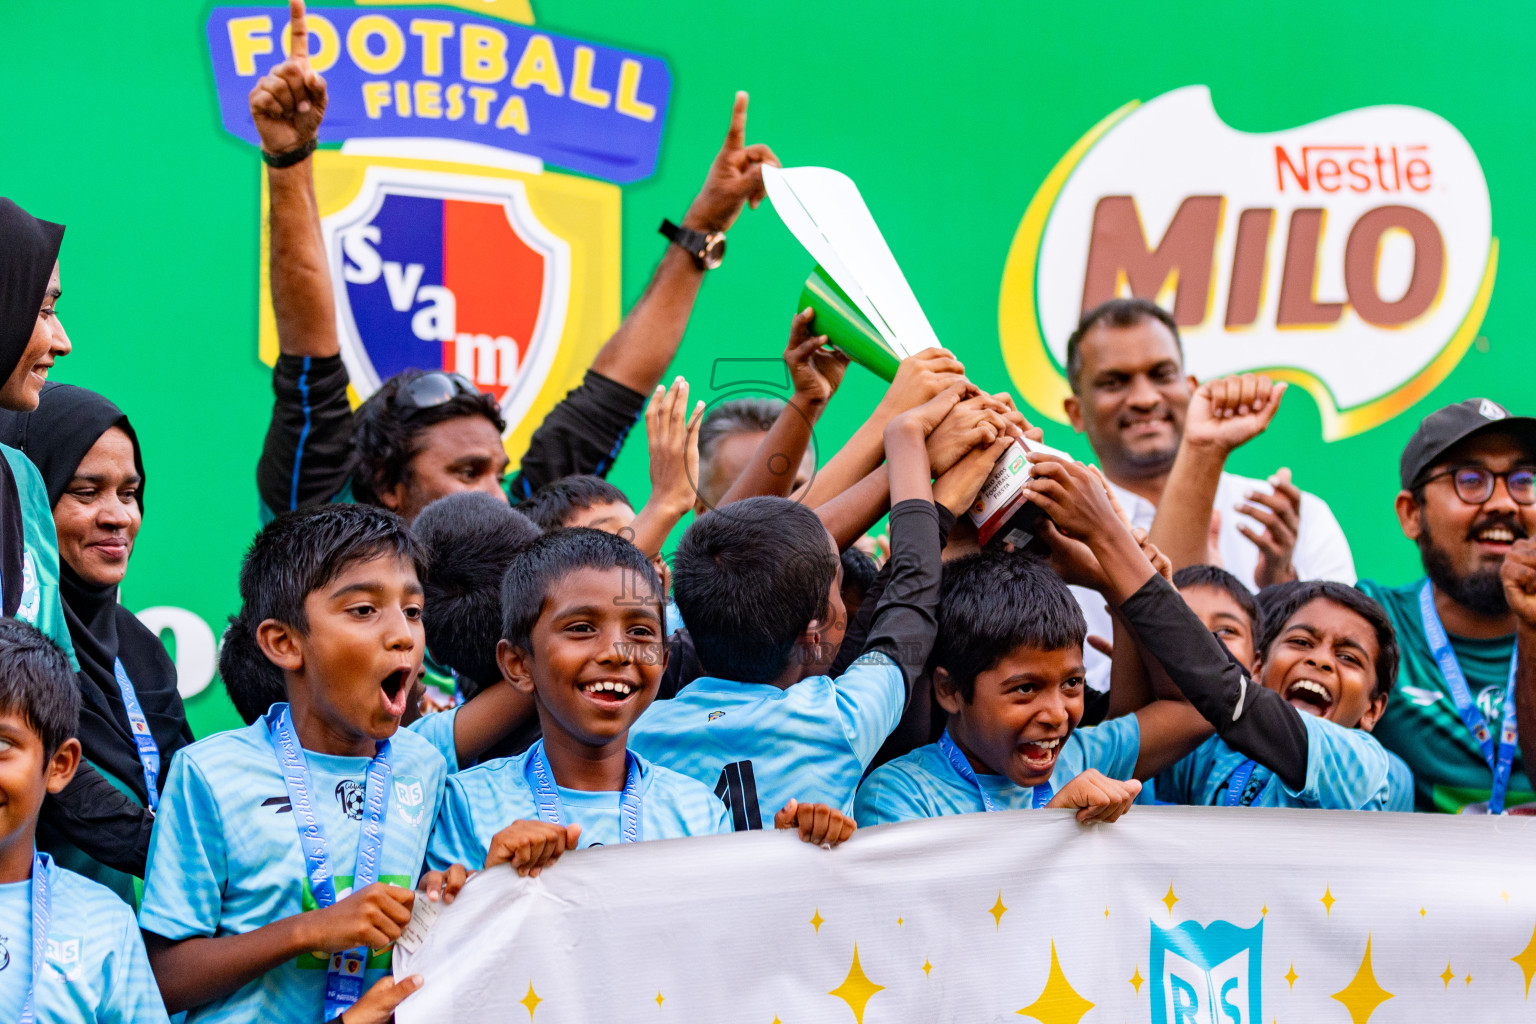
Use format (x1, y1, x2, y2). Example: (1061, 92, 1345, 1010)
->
(1399, 398, 1536, 490)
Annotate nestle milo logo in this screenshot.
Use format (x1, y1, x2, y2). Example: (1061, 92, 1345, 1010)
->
(1000, 86, 1496, 440)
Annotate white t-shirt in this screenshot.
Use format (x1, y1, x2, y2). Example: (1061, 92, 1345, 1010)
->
(1074, 470, 1356, 688)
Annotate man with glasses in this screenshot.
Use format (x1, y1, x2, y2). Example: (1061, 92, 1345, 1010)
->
(248, 2, 778, 523)
(1358, 398, 1536, 812)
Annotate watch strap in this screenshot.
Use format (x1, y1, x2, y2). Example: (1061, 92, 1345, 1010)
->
(261, 139, 319, 168)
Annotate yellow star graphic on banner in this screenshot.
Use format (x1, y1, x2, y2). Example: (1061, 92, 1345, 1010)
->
(1439, 963, 1455, 990)
(655, 991, 664, 1007)
(1017, 940, 1095, 1024)
(1162, 883, 1180, 916)
(1261, 905, 1269, 917)
(923, 958, 933, 978)
(1320, 885, 1337, 917)
(1331, 936, 1393, 1024)
(811, 909, 825, 934)
(1284, 963, 1298, 989)
(897, 916, 903, 927)
(1129, 966, 1144, 995)
(1464, 973, 1472, 986)
(1419, 907, 1426, 919)
(829, 943, 884, 1024)
(520, 982, 542, 1020)
(990, 892, 1010, 930)
(1503, 889, 1512, 904)
(1104, 907, 1109, 919)
(1511, 919, 1536, 995)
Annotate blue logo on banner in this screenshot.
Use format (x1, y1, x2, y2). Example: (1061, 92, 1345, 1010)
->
(1149, 918, 1263, 1024)
(206, 7, 670, 183)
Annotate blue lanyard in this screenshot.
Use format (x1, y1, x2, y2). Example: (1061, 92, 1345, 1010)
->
(112, 658, 161, 812)
(524, 741, 644, 844)
(938, 730, 1052, 811)
(1418, 581, 1520, 814)
(1223, 759, 1272, 807)
(19, 851, 50, 1024)
(264, 704, 392, 1021)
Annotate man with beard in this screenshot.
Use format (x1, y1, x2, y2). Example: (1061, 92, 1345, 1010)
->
(1359, 399, 1536, 813)
(1060, 298, 1355, 683)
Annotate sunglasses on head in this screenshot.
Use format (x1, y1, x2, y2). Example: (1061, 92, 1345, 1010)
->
(395, 371, 481, 414)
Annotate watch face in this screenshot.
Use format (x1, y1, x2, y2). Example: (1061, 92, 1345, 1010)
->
(701, 234, 726, 270)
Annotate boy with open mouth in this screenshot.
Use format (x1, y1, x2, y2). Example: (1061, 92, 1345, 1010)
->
(139, 505, 470, 1024)
(426, 528, 854, 878)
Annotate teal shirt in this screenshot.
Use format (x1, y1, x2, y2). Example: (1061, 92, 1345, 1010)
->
(853, 715, 1142, 826)
(139, 719, 447, 1023)
(0, 857, 168, 1023)
(1359, 578, 1531, 812)
(4, 443, 75, 667)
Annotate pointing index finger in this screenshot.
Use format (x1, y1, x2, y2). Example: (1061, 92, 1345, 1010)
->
(289, 0, 309, 62)
(723, 90, 748, 150)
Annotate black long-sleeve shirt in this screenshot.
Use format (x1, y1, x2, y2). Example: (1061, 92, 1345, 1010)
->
(256, 355, 647, 518)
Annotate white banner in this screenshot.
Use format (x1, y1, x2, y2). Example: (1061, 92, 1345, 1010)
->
(396, 808, 1536, 1023)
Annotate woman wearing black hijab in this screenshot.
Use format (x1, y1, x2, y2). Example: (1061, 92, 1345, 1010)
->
(0, 197, 76, 655)
(0, 383, 192, 901)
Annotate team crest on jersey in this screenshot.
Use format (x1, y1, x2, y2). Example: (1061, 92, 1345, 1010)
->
(708, 710, 726, 722)
(322, 166, 570, 434)
(335, 779, 366, 821)
(394, 775, 426, 827)
(1476, 684, 1508, 722)
(1150, 917, 1263, 1024)
(46, 935, 83, 980)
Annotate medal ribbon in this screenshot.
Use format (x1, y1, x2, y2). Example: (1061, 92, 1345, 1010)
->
(524, 740, 644, 844)
(264, 704, 392, 1021)
(112, 658, 161, 812)
(1418, 581, 1519, 814)
(19, 851, 50, 1024)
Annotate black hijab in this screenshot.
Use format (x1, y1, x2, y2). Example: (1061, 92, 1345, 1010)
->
(0, 383, 191, 804)
(0, 198, 65, 615)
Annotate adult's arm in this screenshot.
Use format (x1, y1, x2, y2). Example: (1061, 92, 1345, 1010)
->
(508, 93, 778, 499)
(1147, 375, 1285, 571)
(39, 760, 154, 877)
(249, 7, 355, 514)
(1501, 540, 1536, 771)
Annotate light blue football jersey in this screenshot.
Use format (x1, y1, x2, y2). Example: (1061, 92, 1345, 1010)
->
(138, 718, 447, 1023)
(853, 714, 1142, 826)
(1154, 713, 1405, 810)
(406, 706, 460, 774)
(426, 747, 729, 871)
(627, 653, 905, 828)
(0, 857, 167, 1024)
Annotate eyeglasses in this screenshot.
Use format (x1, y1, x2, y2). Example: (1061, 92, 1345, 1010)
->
(395, 371, 481, 414)
(1419, 465, 1536, 506)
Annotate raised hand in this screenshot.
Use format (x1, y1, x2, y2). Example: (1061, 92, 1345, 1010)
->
(876, 347, 968, 418)
(644, 376, 704, 515)
(683, 92, 781, 233)
(886, 381, 976, 444)
(1045, 769, 1143, 823)
(1022, 453, 1127, 544)
(1238, 468, 1302, 586)
(784, 308, 850, 405)
(1503, 537, 1536, 630)
(1183, 374, 1287, 453)
(932, 434, 1014, 518)
(298, 882, 414, 954)
(774, 798, 857, 847)
(343, 974, 425, 1024)
(484, 819, 582, 876)
(248, 0, 327, 156)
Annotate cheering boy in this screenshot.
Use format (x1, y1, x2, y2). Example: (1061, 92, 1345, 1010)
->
(1023, 454, 1413, 811)
(139, 505, 468, 1023)
(629, 385, 1010, 826)
(853, 552, 1207, 825)
(426, 529, 853, 875)
(0, 619, 168, 1023)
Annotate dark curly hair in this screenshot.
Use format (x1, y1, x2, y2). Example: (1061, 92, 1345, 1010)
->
(350, 369, 506, 506)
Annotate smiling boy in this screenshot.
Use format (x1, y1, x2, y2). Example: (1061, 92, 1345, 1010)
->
(138, 505, 467, 1023)
(0, 620, 168, 1023)
(427, 529, 852, 876)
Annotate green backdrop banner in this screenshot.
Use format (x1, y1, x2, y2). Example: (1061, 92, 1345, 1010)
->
(6, 1, 1530, 738)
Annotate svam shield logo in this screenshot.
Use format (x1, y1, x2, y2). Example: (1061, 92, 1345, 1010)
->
(1149, 917, 1262, 1024)
(325, 166, 571, 432)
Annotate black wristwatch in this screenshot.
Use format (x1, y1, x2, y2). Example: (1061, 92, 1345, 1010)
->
(659, 218, 726, 270)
